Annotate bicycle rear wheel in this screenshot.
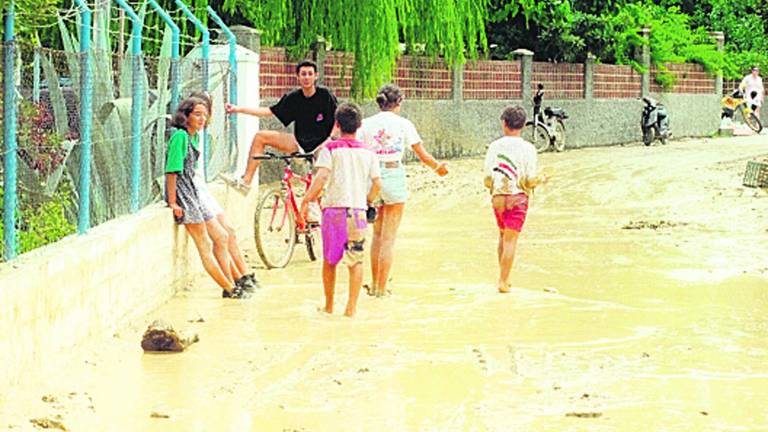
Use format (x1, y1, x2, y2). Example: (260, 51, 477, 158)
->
(522, 122, 551, 153)
(305, 224, 321, 262)
(744, 111, 763, 133)
(254, 187, 296, 269)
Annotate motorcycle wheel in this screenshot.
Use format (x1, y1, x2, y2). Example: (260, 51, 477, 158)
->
(553, 120, 566, 152)
(522, 122, 551, 153)
(642, 127, 654, 146)
(744, 111, 763, 133)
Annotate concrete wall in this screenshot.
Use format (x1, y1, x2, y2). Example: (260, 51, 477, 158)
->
(258, 93, 722, 166)
(0, 183, 258, 389)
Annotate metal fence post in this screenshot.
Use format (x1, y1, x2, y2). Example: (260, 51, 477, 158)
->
(207, 6, 237, 168)
(148, 0, 180, 112)
(175, 0, 210, 179)
(114, 0, 144, 213)
(73, 0, 93, 234)
(3, 0, 17, 259)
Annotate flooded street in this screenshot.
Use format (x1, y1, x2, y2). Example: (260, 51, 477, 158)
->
(3, 135, 768, 431)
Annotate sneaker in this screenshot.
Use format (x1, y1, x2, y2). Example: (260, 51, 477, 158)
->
(219, 173, 251, 196)
(235, 274, 259, 293)
(244, 273, 260, 290)
(229, 285, 252, 299)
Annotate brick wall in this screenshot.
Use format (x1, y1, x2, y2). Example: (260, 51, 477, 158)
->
(531, 62, 584, 99)
(395, 56, 452, 99)
(462, 60, 521, 100)
(259, 47, 295, 99)
(651, 63, 715, 94)
(593, 64, 642, 99)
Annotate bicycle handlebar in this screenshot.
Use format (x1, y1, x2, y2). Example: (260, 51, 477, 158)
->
(252, 152, 314, 161)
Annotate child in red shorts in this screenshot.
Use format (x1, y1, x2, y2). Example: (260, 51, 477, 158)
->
(483, 105, 548, 293)
(301, 103, 381, 317)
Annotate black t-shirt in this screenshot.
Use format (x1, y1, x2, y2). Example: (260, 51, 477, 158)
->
(270, 86, 338, 153)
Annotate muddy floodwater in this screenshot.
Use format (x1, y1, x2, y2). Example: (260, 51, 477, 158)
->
(3, 135, 768, 431)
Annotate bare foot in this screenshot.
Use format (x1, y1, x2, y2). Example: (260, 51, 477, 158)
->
(317, 306, 333, 314)
(497, 282, 511, 293)
(343, 307, 356, 317)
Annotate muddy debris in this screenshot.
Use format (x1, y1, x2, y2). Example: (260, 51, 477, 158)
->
(150, 411, 170, 419)
(544, 287, 559, 294)
(29, 417, 67, 430)
(566, 412, 603, 419)
(700, 411, 709, 416)
(41, 395, 58, 403)
(141, 320, 199, 352)
(622, 220, 685, 230)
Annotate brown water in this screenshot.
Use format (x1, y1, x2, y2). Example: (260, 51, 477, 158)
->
(3, 136, 768, 431)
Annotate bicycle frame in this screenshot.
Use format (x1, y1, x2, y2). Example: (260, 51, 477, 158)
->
(267, 157, 314, 234)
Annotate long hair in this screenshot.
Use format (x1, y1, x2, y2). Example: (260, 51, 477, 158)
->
(375, 83, 403, 111)
(171, 97, 207, 130)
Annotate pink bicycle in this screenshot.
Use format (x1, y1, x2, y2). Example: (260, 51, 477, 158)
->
(252, 152, 321, 268)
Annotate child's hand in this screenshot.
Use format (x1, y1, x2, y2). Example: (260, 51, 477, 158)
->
(434, 161, 449, 177)
(299, 201, 309, 224)
(170, 204, 183, 219)
(224, 103, 238, 114)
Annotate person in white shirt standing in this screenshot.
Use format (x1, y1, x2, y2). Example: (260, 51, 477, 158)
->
(483, 105, 548, 294)
(356, 84, 449, 298)
(301, 103, 381, 318)
(740, 66, 764, 118)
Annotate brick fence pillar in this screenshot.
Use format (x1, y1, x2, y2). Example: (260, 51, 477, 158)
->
(312, 37, 327, 87)
(709, 31, 725, 96)
(451, 63, 463, 103)
(230, 26, 261, 54)
(584, 53, 595, 100)
(513, 48, 534, 106)
(637, 27, 651, 96)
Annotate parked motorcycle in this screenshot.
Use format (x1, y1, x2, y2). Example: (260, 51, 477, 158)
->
(522, 83, 569, 153)
(721, 89, 763, 133)
(640, 96, 671, 146)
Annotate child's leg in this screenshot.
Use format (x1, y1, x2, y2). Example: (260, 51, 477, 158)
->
(498, 228, 521, 293)
(184, 223, 234, 292)
(321, 260, 337, 313)
(375, 203, 405, 296)
(345, 262, 363, 317)
(369, 212, 384, 291)
(216, 212, 251, 277)
(497, 231, 504, 266)
(204, 218, 234, 285)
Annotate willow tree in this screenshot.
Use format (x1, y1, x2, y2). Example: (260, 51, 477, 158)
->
(221, 0, 489, 98)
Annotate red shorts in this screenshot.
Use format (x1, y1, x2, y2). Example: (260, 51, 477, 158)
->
(492, 194, 529, 232)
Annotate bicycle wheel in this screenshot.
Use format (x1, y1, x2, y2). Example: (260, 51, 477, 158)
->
(553, 120, 566, 152)
(522, 122, 550, 153)
(744, 111, 763, 133)
(254, 187, 296, 269)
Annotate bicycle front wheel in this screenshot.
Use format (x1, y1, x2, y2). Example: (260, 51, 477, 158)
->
(744, 110, 763, 133)
(254, 187, 296, 269)
(553, 120, 566, 152)
(522, 122, 551, 153)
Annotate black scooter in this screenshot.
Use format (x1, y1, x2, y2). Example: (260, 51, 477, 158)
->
(641, 96, 671, 146)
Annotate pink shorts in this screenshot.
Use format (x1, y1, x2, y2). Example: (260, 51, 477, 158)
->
(492, 194, 529, 231)
(321, 207, 367, 266)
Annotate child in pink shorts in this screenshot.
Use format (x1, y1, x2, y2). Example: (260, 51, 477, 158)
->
(483, 105, 548, 293)
(301, 103, 381, 317)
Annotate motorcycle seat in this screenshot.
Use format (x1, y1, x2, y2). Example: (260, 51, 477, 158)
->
(544, 106, 568, 119)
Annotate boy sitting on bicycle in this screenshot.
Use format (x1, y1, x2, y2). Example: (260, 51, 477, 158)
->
(300, 103, 381, 317)
(483, 105, 549, 293)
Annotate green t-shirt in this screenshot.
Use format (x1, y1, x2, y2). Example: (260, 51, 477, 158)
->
(165, 129, 199, 174)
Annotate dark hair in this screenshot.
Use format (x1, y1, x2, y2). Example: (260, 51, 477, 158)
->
(501, 105, 526, 130)
(335, 102, 362, 134)
(171, 97, 207, 129)
(296, 60, 318, 75)
(188, 91, 212, 126)
(375, 83, 403, 111)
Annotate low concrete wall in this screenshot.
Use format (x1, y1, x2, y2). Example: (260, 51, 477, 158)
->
(257, 93, 721, 174)
(0, 182, 258, 389)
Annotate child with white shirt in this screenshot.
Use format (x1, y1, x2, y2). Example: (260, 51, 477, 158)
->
(483, 105, 548, 293)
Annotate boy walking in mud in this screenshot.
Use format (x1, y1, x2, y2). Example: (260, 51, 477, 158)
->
(484, 105, 548, 293)
(301, 103, 381, 317)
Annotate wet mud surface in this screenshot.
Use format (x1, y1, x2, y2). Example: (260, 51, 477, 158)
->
(2, 136, 768, 431)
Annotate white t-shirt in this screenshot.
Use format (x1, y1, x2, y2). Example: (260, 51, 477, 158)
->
(314, 137, 381, 209)
(356, 111, 422, 162)
(741, 74, 764, 105)
(483, 136, 538, 196)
